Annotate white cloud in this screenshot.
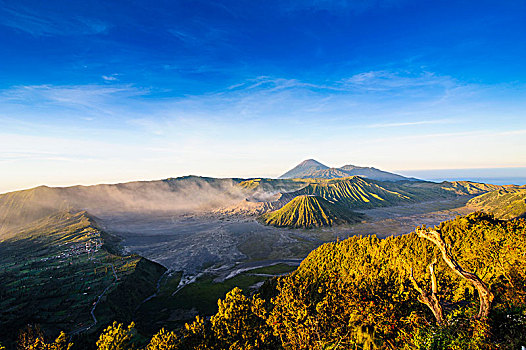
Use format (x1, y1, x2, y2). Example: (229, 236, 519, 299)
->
(0, 70, 525, 193)
(102, 75, 119, 81)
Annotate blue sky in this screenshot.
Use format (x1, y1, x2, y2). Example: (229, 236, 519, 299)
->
(1, 0, 526, 192)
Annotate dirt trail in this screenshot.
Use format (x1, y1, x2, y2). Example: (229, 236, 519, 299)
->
(70, 263, 117, 336)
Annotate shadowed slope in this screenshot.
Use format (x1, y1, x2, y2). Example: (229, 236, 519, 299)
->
(260, 195, 363, 228)
(0, 210, 165, 344)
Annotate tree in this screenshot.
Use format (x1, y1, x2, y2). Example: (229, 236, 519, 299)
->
(145, 328, 178, 350)
(179, 316, 211, 350)
(210, 287, 278, 349)
(16, 326, 72, 350)
(415, 226, 493, 320)
(96, 322, 136, 350)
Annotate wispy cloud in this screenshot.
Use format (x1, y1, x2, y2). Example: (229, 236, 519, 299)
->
(1, 84, 149, 118)
(341, 70, 457, 92)
(0, 3, 109, 36)
(367, 119, 456, 128)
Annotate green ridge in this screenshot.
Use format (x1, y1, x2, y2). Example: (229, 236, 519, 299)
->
(468, 187, 526, 219)
(260, 195, 363, 228)
(290, 177, 417, 209)
(0, 210, 165, 345)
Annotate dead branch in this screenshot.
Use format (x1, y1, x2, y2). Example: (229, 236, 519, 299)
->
(415, 226, 494, 320)
(409, 257, 446, 325)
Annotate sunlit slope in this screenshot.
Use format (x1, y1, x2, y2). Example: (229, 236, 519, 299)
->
(269, 212, 526, 348)
(260, 195, 363, 228)
(439, 181, 506, 195)
(0, 186, 70, 238)
(0, 210, 165, 342)
(278, 177, 510, 211)
(468, 187, 526, 219)
(238, 178, 308, 194)
(285, 177, 438, 209)
(0, 176, 249, 237)
(295, 177, 413, 208)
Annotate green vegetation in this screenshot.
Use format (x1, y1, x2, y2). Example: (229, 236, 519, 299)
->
(0, 211, 165, 348)
(276, 177, 505, 212)
(237, 178, 306, 193)
(255, 176, 506, 229)
(468, 187, 526, 219)
(2, 212, 525, 349)
(136, 272, 271, 335)
(260, 195, 363, 228)
(439, 181, 505, 195)
(176, 212, 523, 350)
(295, 177, 415, 208)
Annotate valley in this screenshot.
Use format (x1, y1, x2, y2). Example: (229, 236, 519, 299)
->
(0, 160, 523, 348)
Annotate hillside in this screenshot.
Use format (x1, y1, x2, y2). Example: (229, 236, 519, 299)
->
(292, 177, 415, 208)
(237, 178, 308, 198)
(0, 210, 165, 346)
(0, 176, 248, 237)
(265, 212, 526, 349)
(468, 187, 526, 219)
(279, 159, 413, 181)
(0, 175, 507, 234)
(439, 180, 507, 195)
(218, 177, 510, 217)
(65, 212, 525, 350)
(259, 195, 363, 228)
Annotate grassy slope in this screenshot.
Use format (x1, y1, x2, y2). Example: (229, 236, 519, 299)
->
(260, 195, 363, 228)
(293, 177, 508, 209)
(0, 210, 165, 345)
(439, 181, 507, 195)
(257, 178, 508, 228)
(297, 177, 414, 208)
(238, 178, 308, 193)
(468, 187, 526, 219)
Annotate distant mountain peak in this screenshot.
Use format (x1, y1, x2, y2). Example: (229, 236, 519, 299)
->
(279, 160, 416, 181)
(298, 159, 328, 167)
(278, 159, 329, 179)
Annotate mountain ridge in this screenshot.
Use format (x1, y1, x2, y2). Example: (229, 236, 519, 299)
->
(279, 159, 415, 181)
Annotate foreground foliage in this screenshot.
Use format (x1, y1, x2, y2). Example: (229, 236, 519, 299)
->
(4, 212, 526, 349)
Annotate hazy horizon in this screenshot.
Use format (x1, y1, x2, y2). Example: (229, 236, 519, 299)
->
(1, 1, 525, 193)
(2, 164, 525, 194)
